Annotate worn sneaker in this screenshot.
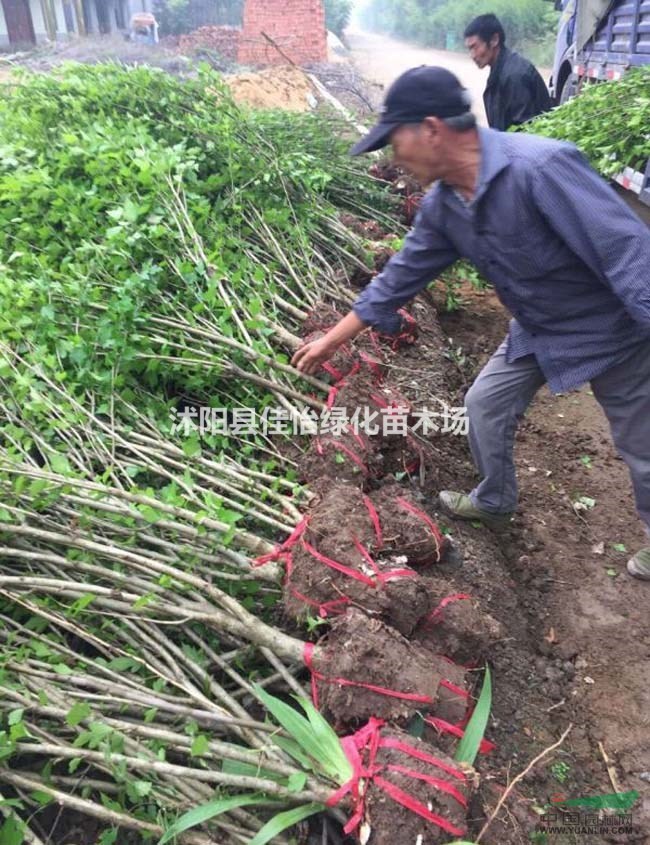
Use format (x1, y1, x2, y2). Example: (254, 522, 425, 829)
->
(627, 547, 650, 581)
(438, 490, 513, 530)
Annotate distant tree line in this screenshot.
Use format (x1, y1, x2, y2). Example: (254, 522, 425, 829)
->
(358, 0, 558, 61)
(154, 0, 352, 40)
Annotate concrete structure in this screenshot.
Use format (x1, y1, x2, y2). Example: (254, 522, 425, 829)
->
(1, 0, 72, 46)
(0, 0, 152, 47)
(238, 0, 327, 66)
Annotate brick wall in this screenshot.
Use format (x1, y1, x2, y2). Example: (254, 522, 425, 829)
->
(238, 0, 327, 66)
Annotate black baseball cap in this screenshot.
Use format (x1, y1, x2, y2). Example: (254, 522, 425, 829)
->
(351, 66, 471, 156)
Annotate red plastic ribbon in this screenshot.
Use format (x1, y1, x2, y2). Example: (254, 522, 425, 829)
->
(324, 716, 467, 837)
(425, 593, 473, 626)
(424, 716, 496, 754)
(252, 517, 309, 567)
(315, 437, 369, 475)
(303, 643, 468, 711)
(396, 496, 444, 562)
(362, 494, 383, 549)
(358, 349, 385, 380)
(322, 361, 346, 383)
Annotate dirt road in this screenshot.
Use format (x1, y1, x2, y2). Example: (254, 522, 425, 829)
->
(347, 29, 489, 124)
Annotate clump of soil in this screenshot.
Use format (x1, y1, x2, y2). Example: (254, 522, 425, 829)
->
(285, 485, 431, 634)
(339, 213, 388, 240)
(367, 160, 425, 224)
(364, 729, 472, 845)
(371, 482, 448, 566)
(285, 543, 430, 636)
(313, 610, 469, 729)
(225, 65, 318, 111)
(375, 434, 423, 478)
(297, 427, 379, 486)
(327, 372, 414, 443)
(414, 581, 505, 664)
(304, 484, 378, 559)
(302, 304, 344, 334)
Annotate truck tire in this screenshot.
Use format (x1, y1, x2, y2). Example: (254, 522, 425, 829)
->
(559, 73, 578, 105)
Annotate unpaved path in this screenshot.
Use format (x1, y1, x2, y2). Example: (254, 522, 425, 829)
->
(347, 28, 490, 124)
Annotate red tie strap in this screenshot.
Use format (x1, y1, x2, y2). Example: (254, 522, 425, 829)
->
(303, 642, 468, 711)
(362, 494, 383, 549)
(252, 516, 309, 568)
(325, 716, 467, 838)
(395, 496, 444, 562)
(425, 715, 496, 754)
(425, 593, 473, 626)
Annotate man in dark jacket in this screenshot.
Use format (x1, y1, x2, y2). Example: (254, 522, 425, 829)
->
(464, 13, 551, 130)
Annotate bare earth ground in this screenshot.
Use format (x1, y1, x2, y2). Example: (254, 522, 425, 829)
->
(344, 33, 649, 836)
(431, 280, 650, 840)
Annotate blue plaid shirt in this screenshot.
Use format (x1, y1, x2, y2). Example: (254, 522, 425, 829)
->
(353, 128, 650, 393)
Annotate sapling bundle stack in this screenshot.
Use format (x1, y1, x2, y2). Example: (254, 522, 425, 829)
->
(0, 63, 498, 844)
(0, 63, 403, 841)
(525, 66, 650, 177)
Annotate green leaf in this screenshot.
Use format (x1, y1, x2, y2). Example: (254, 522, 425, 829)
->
(132, 780, 153, 797)
(190, 734, 209, 757)
(248, 803, 324, 845)
(297, 696, 352, 781)
(287, 772, 307, 792)
(158, 794, 264, 845)
(144, 707, 158, 724)
(69, 593, 96, 615)
(612, 543, 627, 552)
(66, 701, 91, 726)
(99, 829, 119, 845)
(0, 814, 24, 845)
(454, 665, 492, 767)
(270, 735, 312, 769)
(222, 759, 282, 782)
(7, 708, 24, 726)
(107, 656, 140, 672)
(48, 452, 72, 475)
(29, 789, 54, 806)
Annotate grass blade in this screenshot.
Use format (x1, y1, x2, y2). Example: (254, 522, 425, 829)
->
(248, 803, 325, 845)
(297, 697, 353, 781)
(158, 793, 264, 844)
(254, 685, 322, 766)
(454, 665, 492, 767)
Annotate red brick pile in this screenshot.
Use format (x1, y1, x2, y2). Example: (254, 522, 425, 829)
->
(238, 0, 327, 66)
(178, 25, 242, 60)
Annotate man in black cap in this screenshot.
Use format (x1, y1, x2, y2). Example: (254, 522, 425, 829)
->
(464, 13, 551, 130)
(291, 66, 650, 580)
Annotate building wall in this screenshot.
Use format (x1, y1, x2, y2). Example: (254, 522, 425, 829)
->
(0, 3, 8, 45)
(0, 0, 75, 46)
(238, 0, 327, 66)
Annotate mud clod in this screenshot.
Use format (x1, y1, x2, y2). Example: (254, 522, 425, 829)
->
(313, 610, 469, 729)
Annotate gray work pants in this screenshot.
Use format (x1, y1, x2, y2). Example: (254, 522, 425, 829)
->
(465, 338, 650, 530)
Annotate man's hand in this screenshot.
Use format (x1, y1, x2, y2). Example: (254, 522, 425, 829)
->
(291, 335, 338, 375)
(291, 311, 368, 376)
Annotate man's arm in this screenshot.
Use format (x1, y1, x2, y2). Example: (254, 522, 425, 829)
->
(351, 199, 459, 332)
(292, 197, 459, 373)
(532, 146, 650, 328)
